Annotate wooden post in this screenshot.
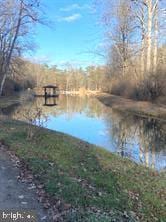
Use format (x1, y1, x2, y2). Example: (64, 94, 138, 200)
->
(53, 88, 56, 96)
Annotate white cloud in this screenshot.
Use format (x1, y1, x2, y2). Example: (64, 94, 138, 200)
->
(57, 13, 82, 23)
(60, 4, 81, 12)
(60, 4, 92, 12)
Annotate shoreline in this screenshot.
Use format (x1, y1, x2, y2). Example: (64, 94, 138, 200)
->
(1, 93, 166, 121)
(97, 93, 166, 121)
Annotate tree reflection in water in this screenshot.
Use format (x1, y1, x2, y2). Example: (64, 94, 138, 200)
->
(44, 97, 58, 106)
(105, 110, 166, 169)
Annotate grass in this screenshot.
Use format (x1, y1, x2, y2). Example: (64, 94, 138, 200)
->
(0, 119, 165, 221)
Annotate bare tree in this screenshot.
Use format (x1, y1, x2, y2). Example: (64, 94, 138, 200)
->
(102, 0, 136, 79)
(153, 2, 158, 73)
(131, 1, 146, 78)
(0, 0, 41, 96)
(131, 0, 160, 73)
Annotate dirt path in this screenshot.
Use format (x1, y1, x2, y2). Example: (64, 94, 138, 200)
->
(0, 146, 49, 222)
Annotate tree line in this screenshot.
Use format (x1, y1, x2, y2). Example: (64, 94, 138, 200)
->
(13, 60, 108, 93)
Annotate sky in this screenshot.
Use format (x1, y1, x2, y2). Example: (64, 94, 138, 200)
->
(29, 0, 105, 68)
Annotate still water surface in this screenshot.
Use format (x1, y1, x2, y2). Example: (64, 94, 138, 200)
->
(7, 95, 166, 171)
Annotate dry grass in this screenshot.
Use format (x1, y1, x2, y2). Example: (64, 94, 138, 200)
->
(97, 94, 166, 120)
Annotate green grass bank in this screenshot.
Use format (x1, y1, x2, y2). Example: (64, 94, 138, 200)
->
(0, 119, 165, 221)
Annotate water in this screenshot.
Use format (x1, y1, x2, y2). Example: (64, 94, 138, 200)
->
(6, 95, 166, 171)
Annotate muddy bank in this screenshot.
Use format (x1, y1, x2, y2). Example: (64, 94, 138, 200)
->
(97, 93, 166, 121)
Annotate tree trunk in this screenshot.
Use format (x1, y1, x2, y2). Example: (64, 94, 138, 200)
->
(146, 0, 152, 72)
(0, 73, 7, 96)
(140, 39, 145, 79)
(153, 4, 158, 73)
(140, 4, 145, 79)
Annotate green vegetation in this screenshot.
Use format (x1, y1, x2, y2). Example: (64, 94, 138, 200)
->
(0, 119, 165, 221)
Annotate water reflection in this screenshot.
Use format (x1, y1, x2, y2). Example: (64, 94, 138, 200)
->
(44, 97, 58, 106)
(105, 111, 166, 170)
(6, 95, 166, 170)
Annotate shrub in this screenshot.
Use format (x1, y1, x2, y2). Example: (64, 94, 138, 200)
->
(110, 68, 166, 102)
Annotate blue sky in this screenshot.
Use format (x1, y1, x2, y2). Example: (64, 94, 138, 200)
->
(30, 0, 104, 68)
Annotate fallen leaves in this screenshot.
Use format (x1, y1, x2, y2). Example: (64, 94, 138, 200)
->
(128, 191, 140, 201)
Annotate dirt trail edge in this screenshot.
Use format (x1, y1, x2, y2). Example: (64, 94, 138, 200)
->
(0, 146, 49, 222)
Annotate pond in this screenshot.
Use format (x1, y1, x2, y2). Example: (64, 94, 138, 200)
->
(4, 94, 166, 171)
